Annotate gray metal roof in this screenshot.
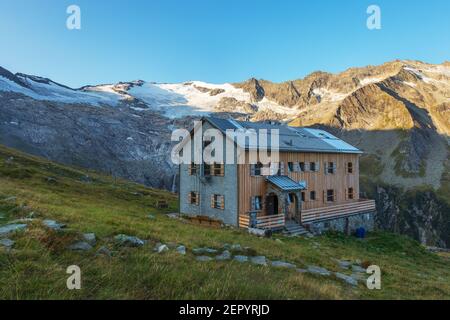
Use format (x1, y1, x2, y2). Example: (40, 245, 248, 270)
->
(205, 116, 362, 154)
(266, 175, 305, 191)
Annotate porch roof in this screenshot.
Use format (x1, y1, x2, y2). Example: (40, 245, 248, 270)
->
(266, 175, 305, 191)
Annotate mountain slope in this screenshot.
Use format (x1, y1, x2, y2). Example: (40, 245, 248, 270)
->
(0, 60, 449, 247)
(1, 144, 449, 299)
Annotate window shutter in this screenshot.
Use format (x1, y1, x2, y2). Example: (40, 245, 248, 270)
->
(211, 195, 215, 208)
(294, 162, 300, 172)
(220, 164, 224, 176)
(323, 190, 326, 203)
(220, 195, 225, 209)
(280, 162, 285, 175)
(188, 192, 192, 204)
(315, 162, 320, 172)
(250, 164, 256, 176)
(188, 164, 192, 175)
(195, 192, 199, 205)
(304, 162, 310, 172)
(332, 163, 336, 173)
(251, 196, 255, 210)
(324, 162, 328, 175)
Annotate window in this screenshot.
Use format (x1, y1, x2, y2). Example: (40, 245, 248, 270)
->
(347, 187, 354, 200)
(211, 194, 225, 209)
(326, 189, 335, 202)
(310, 191, 316, 201)
(213, 163, 224, 176)
(347, 162, 353, 174)
(252, 162, 263, 176)
(189, 191, 199, 205)
(310, 162, 316, 172)
(189, 162, 198, 175)
(288, 162, 294, 172)
(203, 163, 211, 176)
(288, 194, 295, 202)
(327, 162, 335, 174)
(299, 162, 305, 172)
(251, 196, 262, 211)
(301, 192, 306, 202)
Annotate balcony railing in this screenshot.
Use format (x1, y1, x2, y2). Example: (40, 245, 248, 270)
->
(301, 199, 376, 223)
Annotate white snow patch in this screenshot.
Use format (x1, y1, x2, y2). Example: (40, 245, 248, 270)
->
(423, 65, 450, 77)
(402, 81, 417, 87)
(312, 88, 347, 102)
(0, 75, 123, 106)
(359, 77, 384, 86)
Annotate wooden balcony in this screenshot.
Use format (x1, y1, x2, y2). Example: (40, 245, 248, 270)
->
(239, 213, 285, 230)
(301, 199, 376, 223)
(239, 199, 376, 230)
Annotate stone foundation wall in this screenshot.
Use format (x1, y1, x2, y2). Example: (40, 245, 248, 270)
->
(305, 211, 375, 235)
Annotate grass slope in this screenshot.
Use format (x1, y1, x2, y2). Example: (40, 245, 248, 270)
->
(0, 145, 449, 299)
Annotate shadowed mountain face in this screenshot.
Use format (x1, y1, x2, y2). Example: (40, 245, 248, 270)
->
(0, 60, 449, 247)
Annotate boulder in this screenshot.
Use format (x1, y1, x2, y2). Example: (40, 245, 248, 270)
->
(83, 233, 96, 246)
(0, 223, 27, 236)
(215, 250, 231, 261)
(351, 273, 366, 281)
(0, 238, 15, 249)
(271, 260, 296, 269)
(307, 266, 331, 276)
(68, 241, 92, 251)
(154, 243, 169, 253)
(196, 256, 213, 262)
(351, 265, 366, 273)
(43, 219, 66, 230)
(176, 245, 186, 255)
(114, 234, 144, 247)
(335, 259, 352, 269)
(192, 247, 218, 255)
(233, 255, 248, 263)
(250, 256, 267, 266)
(248, 228, 271, 237)
(335, 272, 358, 286)
(230, 244, 242, 251)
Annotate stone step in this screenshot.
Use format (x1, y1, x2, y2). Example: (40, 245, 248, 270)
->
(284, 221, 309, 236)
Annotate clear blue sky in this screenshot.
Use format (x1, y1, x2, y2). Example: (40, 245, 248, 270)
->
(0, 0, 448, 88)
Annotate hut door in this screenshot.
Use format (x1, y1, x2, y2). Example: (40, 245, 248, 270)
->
(266, 194, 278, 216)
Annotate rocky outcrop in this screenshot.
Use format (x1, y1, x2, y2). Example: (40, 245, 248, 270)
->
(371, 185, 450, 248)
(0, 92, 179, 190)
